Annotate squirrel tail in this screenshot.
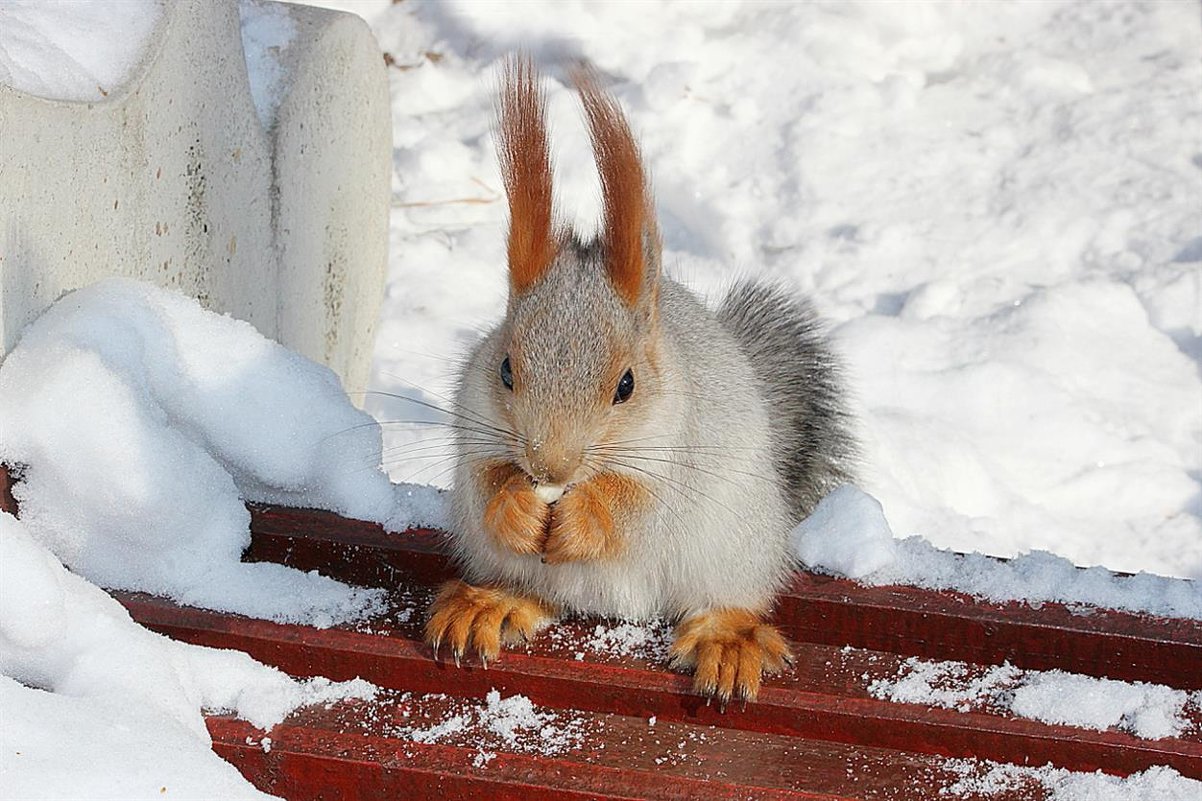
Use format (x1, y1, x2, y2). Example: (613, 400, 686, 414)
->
(717, 281, 857, 520)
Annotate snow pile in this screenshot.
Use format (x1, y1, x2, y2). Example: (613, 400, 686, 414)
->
(0, 278, 394, 625)
(239, 0, 297, 128)
(0, 511, 376, 800)
(792, 485, 897, 578)
(0, 0, 163, 100)
(394, 690, 586, 756)
(358, 0, 1202, 579)
(943, 760, 1202, 800)
(1008, 673, 1200, 741)
(795, 486, 1202, 620)
(871, 657, 1202, 740)
(391, 480, 451, 531)
(871, 659, 1022, 715)
(581, 620, 673, 661)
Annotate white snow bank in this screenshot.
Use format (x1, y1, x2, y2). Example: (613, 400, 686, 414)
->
(0, 676, 275, 801)
(1008, 672, 1199, 742)
(0, 511, 375, 800)
(0, 0, 163, 101)
(794, 486, 1202, 620)
(871, 657, 1202, 741)
(392, 480, 450, 531)
(944, 760, 1202, 801)
(0, 278, 396, 625)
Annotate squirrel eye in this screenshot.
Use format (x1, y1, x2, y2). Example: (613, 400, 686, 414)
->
(500, 356, 514, 390)
(613, 368, 634, 404)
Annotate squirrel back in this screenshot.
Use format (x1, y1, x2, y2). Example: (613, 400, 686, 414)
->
(718, 281, 856, 520)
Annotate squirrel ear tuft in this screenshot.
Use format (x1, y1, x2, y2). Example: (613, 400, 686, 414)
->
(572, 64, 660, 309)
(497, 54, 557, 295)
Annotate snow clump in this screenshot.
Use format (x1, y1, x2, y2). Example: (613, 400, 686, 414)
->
(0, 278, 396, 625)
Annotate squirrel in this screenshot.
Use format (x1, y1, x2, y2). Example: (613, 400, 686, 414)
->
(426, 56, 856, 704)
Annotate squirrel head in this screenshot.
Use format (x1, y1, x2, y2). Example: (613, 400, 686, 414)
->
(488, 56, 666, 488)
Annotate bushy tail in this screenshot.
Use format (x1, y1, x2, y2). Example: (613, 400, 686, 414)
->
(718, 281, 856, 520)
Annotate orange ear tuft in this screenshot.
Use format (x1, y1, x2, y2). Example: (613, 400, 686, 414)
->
(573, 65, 659, 308)
(497, 55, 557, 294)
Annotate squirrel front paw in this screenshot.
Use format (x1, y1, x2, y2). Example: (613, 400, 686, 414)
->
(545, 473, 649, 560)
(425, 580, 554, 666)
(482, 464, 549, 555)
(669, 609, 792, 706)
(542, 474, 636, 564)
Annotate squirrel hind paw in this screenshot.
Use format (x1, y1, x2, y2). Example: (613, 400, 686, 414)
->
(424, 580, 554, 665)
(669, 609, 792, 704)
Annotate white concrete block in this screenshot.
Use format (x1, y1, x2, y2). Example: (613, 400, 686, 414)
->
(0, 0, 390, 397)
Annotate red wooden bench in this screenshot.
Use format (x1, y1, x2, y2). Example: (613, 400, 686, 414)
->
(3, 468, 1200, 799)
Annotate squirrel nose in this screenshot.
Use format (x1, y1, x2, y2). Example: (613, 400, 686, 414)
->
(524, 440, 579, 486)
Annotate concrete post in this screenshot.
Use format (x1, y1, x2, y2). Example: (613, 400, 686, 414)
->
(0, 0, 390, 396)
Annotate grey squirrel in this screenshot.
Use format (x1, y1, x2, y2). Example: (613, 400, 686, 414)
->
(426, 56, 855, 703)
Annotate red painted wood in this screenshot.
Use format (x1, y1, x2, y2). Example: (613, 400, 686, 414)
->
(118, 592, 1202, 780)
(246, 504, 452, 586)
(204, 691, 1026, 801)
(779, 572, 1202, 692)
(0, 463, 19, 516)
(245, 503, 1202, 690)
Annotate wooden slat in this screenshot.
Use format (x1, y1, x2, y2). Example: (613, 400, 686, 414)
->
(204, 691, 1035, 801)
(246, 504, 1202, 690)
(0, 463, 18, 516)
(780, 572, 1202, 691)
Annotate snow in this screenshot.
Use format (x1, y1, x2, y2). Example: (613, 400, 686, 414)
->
(792, 484, 897, 579)
(0, 0, 163, 101)
(391, 689, 587, 756)
(943, 760, 1202, 801)
(0, 0, 299, 128)
(795, 485, 1202, 620)
(0, 510, 376, 800)
(581, 620, 673, 661)
(1008, 672, 1197, 741)
(239, 0, 297, 129)
(348, 0, 1202, 580)
(0, 278, 396, 625)
(392, 480, 451, 532)
(534, 617, 675, 665)
(871, 657, 1202, 740)
(0, 676, 274, 801)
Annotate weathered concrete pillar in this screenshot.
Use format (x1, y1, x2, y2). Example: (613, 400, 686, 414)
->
(271, 3, 392, 398)
(0, 0, 390, 396)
